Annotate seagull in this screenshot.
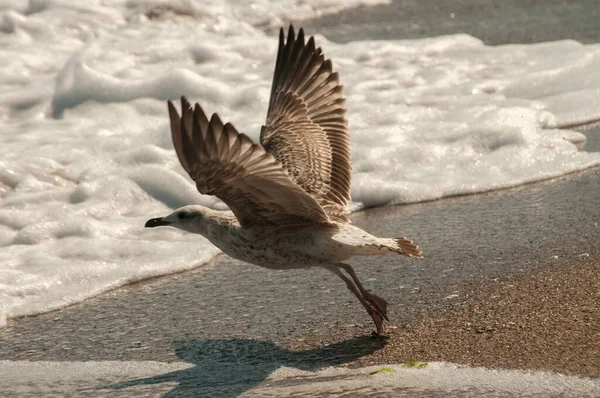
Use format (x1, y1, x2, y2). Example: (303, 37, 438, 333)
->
(145, 26, 423, 335)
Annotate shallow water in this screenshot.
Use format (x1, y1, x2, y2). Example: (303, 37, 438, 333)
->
(1, 0, 599, 325)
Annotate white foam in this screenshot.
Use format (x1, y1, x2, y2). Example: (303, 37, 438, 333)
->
(1, 1, 600, 324)
(0, 360, 598, 397)
(257, 363, 600, 397)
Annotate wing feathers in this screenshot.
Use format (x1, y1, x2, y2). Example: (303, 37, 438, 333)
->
(169, 26, 353, 227)
(168, 101, 190, 173)
(261, 26, 351, 221)
(168, 97, 331, 229)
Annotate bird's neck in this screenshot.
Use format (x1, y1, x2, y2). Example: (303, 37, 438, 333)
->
(201, 211, 241, 246)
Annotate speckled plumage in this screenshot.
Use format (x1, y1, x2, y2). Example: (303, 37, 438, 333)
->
(146, 26, 423, 335)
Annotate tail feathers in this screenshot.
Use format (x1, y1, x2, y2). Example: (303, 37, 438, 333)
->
(393, 237, 423, 258)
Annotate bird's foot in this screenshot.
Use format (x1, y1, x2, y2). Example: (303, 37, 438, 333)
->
(368, 308, 386, 336)
(364, 292, 389, 321)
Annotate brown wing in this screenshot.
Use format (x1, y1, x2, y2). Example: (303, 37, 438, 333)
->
(168, 97, 331, 229)
(260, 26, 351, 221)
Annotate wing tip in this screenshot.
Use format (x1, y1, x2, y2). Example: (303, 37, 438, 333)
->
(209, 112, 223, 125)
(297, 27, 304, 43)
(181, 96, 191, 111)
(167, 99, 178, 117)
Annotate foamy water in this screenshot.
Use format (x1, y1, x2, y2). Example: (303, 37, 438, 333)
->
(1, 360, 599, 396)
(1, 0, 600, 325)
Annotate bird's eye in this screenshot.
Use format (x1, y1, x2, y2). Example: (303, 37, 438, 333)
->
(177, 212, 186, 220)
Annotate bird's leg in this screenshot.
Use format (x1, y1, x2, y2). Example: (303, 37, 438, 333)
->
(325, 266, 385, 335)
(336, 263, 388, 321)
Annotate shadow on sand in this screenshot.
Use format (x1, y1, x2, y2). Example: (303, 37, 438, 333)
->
(99, 336, 386, 397)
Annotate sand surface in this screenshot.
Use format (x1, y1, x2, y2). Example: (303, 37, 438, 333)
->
(351, 259, 600, 378)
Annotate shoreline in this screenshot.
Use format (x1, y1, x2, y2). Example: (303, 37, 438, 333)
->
(0, 166, 597, 396)
(3, 161, 597, 329)
(3, 163, 598, 328)
(1, 167, 598, 368)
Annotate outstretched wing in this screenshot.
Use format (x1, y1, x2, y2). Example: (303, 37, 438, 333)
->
(260, 26, 351, 221)
(168, 97, 331, 229)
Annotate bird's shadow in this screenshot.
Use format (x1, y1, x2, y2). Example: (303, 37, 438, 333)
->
(98, 336, 386, 397)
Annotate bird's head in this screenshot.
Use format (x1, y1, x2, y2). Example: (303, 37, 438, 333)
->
(145, 205, 209, 234)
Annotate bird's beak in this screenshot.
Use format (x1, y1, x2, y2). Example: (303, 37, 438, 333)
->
(145, 217, 171, 228)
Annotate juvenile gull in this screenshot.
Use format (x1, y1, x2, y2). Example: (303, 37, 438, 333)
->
(146, 26, 423, 335)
